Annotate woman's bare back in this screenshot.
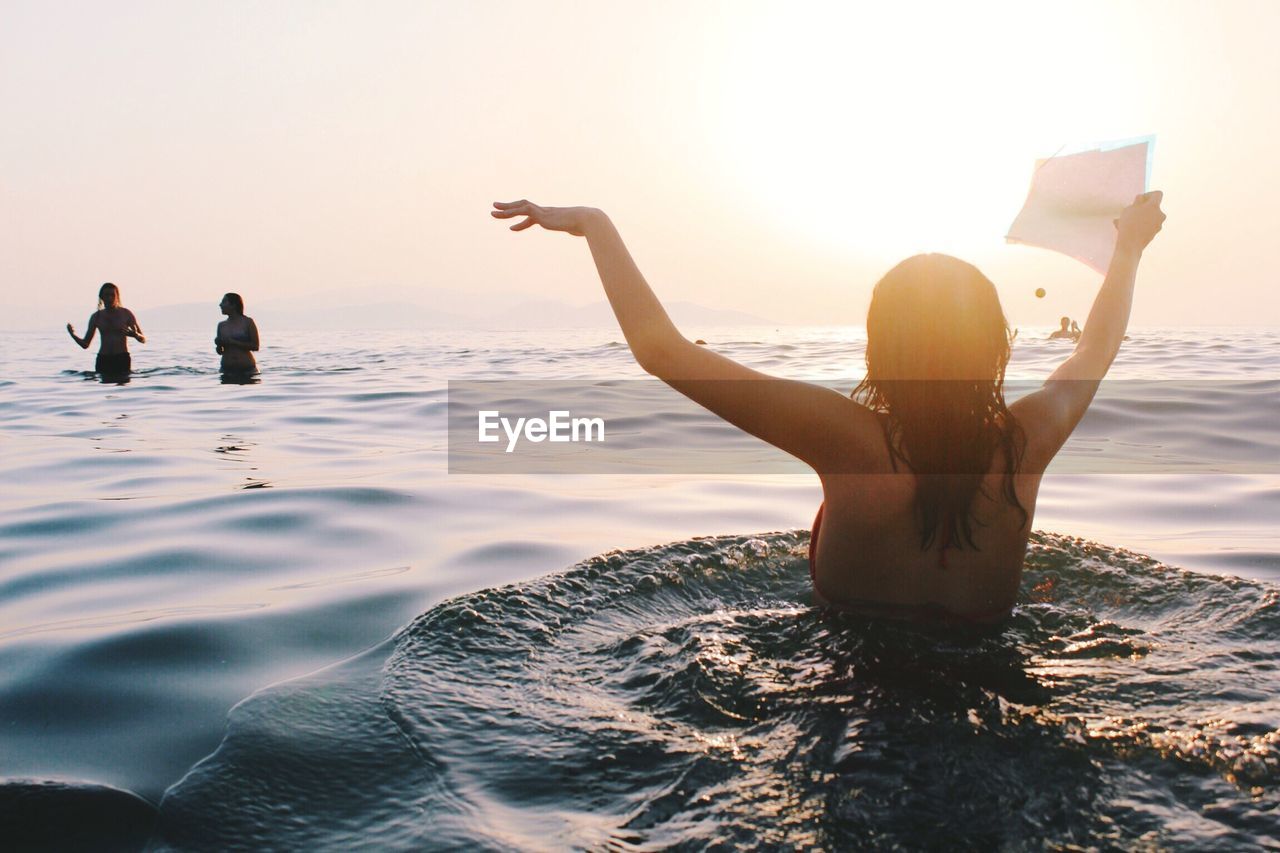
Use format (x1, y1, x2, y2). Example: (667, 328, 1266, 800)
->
(809, 383, 1110, 622)
(814, 469, 1041, 624)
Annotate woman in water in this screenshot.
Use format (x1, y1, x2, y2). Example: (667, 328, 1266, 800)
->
(492, 192, 1165, 624)
(214, 292, 260, 375)
(66, 282, 146, 378)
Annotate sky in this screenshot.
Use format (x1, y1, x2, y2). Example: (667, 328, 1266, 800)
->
(3, 0, 1278, 328)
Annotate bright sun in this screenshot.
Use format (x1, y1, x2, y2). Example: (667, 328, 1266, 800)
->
(708, 3, 1139, 259)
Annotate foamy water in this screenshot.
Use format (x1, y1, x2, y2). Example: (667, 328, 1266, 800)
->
(1, 327, 1277, 848)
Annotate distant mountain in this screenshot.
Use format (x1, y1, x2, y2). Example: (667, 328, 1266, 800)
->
(132, 291, 773, 330)
(486, 299, 769, 329)
(257, 302, 472, 331)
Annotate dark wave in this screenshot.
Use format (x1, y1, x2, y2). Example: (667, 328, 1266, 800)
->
(0, 779, 157, 853)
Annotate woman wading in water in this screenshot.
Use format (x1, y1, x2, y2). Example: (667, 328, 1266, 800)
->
(492, 192, 1165, 624)
(66, 282, 146, 380)
(215, 292, 260, 377)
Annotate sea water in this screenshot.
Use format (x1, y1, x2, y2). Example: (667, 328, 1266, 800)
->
(1, 327, 1277, 849)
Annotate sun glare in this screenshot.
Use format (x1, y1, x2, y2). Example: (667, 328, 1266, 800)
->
(708, 3, 1141, 260)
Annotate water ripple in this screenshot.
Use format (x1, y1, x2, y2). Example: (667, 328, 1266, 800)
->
(151, 531, 1280, 850)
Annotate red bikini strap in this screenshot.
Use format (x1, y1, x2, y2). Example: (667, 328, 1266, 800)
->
(939, 510, 954, 570)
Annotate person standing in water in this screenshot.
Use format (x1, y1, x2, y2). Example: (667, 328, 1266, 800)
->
(66, 282, 146, 379)
(1049, 317, 1082, 341)
(492, 192, 1165, 625)
(214, 293, 260, 376)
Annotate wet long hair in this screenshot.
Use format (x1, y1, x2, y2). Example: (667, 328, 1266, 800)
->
(853, 254, 1026, 550)
(97, 282, 120, 311)
(222, 292, 245, 315)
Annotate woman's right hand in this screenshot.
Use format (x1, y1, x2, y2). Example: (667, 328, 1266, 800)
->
(66, 323, 75, 335)
(1115, 191, 1166, 252)
(491, 200, 602, 236)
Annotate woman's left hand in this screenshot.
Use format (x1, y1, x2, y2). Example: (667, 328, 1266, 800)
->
(491, 200, 600, 236)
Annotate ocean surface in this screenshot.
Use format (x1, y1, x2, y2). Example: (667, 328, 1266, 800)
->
(1, 326, 1277, 850)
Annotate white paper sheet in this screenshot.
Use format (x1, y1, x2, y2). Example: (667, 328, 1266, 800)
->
(1006, 139, 1152, 274)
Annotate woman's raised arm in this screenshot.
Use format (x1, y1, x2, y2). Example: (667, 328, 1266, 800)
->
(1011, 191, 1166, 467)
(1069, 191, 1165, 373)
(492, 201, 681, 372)
(491, 200, 885, 473)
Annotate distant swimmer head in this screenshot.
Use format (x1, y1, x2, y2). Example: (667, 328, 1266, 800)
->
(856, 253, 1024, 550)
(98, 282, 120, 310)
(1059, 316, 1071, 330)
(220, 293, 244, 316)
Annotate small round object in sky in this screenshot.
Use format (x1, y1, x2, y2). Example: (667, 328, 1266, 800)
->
(1035, 287, 1046, 298)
